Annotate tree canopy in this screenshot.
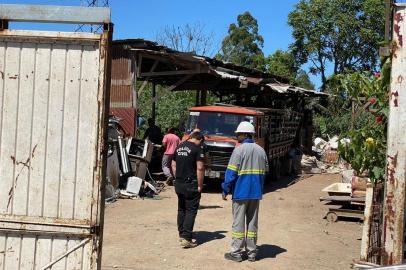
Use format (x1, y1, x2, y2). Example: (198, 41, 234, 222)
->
(216, 11, 265, 70)
(155, 23, 215, 56)
(266, 49, 315, 89)
(288, 0, 385, 91)
(266, 49, 296, 82)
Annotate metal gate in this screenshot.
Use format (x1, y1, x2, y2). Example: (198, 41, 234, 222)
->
(0, 5, 111, 270)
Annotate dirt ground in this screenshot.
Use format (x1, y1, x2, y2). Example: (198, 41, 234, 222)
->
(101, 174, 363, 270)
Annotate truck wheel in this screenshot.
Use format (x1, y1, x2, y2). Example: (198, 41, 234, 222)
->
(326, 212, 338, 222)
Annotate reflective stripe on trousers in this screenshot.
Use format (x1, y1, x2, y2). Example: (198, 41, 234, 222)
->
(231, 200, 259, 259)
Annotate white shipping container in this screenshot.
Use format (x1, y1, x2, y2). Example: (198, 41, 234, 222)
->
(0, 23, 111, 270)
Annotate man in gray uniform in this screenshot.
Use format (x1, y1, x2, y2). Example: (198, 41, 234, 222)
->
(222, 121, 268, 262)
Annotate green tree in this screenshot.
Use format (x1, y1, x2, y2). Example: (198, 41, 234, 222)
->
(266, 50, 315, 89)
(295, 69, 315, 89)
(266, 50, 296, 82)
(288, 0, 385, 91)
(216, 11, 265, 70)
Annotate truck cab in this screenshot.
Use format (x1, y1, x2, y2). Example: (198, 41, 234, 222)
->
(182, 105, 266, 179)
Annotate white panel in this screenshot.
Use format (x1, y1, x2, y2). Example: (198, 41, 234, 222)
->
(66, 238, 83, 270)
(12, 43, 36, 216)
(42, 44, 67, 219)
(58, 45, 82, 220)
(0, 233, 6, 268)
(51, 237, 69, 270)
(81, 242, 92, 270)
(4, 235, 20, 270)
(34, 237, 52, 270)
(0, 42, 7, 215)
(28, 43, 51, 217)
(0, 29, 107, 270)
(0, 43, 21, 214)
(19, 236, 36, 269)
(74, 45, 100, 220)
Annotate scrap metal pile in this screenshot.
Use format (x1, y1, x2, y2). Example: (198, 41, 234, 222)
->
(105, 116, 164, 203)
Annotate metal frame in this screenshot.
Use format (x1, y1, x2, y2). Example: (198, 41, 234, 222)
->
(0, 4, 110, 24)
(0, 4, 112, 270)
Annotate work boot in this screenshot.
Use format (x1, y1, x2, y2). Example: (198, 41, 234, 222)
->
(166, 176, 174, 186)
(224, 253, 243, 262)
(180, 239, 197, 248)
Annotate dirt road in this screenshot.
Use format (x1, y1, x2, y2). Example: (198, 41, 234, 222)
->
(101, 174, 362, 270)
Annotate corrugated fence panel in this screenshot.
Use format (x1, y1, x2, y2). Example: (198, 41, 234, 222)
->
(0, 42, 20, 215)
(74, 45, 100, 221)
(28, 43, 51, 218)
(0, 29, 107, 270)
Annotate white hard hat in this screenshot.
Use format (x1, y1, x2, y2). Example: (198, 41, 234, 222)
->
(235, 121, 255, 134)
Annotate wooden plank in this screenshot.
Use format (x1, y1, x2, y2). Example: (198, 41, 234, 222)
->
(12, 43, 36, 216)
(360, 184, 374, 261)
(58, 44, 82, 219)
(0, 42, 20, 214)
(42, 44, 66, 218)
(140, 69, 199, 77)
(28, 43, 51, 217)
(319, 196, 365, 202)
(74, 45, 99, 220)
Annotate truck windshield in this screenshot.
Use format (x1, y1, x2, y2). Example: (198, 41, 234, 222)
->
(186, 111, 255, 137)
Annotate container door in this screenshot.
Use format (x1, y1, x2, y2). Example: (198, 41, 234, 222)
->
(0, 29, 110, 270)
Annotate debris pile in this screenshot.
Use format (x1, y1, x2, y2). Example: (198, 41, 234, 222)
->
(300, 136, 351, 175)
(105, 116, 165, 204)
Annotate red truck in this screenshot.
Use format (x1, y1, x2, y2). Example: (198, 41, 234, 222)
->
(182, 104, 305, 180)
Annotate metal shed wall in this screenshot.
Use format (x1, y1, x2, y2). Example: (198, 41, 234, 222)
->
(110, 45, 133, 108)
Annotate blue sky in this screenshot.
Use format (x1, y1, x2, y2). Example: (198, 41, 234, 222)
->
(2, 0, 321, 87)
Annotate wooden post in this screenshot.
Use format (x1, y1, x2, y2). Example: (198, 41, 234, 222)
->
(384, 0, 392, 42)
(200, 90, 207, 105)
(360, 183, 374, 261)
(195, 90, 200, 106)
(152, 82, 156, 123)
(382, 4, 406, 265)
(132, 52, 138, 136)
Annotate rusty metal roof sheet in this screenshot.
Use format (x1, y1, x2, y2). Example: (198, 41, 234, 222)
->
(112, 38, 325, 97)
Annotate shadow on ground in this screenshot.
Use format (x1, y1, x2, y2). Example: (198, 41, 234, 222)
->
(202, 174, 308, 194)
(257, 244, 287, 260)
(194, 230, 227, 245)
(199, 204, 223, 210)
(264, 174, 304, 194)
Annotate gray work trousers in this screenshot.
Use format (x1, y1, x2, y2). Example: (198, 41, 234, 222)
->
(162, 154, 174, 178)
(231, 200, 259, 259)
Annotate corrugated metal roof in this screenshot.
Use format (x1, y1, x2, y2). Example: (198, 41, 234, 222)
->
(112, 39, 325, 97)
